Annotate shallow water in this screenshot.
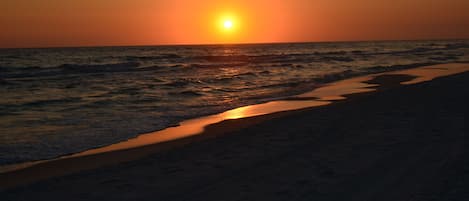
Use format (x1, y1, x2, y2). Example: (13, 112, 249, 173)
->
(1, 40, 468, 164)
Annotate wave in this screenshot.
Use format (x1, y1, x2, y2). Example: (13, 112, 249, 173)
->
(193, 55, 250, 62)
(189, 63, 246, 68)
(163, 77, 209, 88)
(58, 62, 140, 73)
(363, 62, 441, 73)
(320, 56, 355, 62)
(1, 97, 83, 113)
(234, 72, 258, 78)
(1, 62, 148, 79)
(125, 54, 182, 61)
(361, 44, 469, 56)
(313, 51, 348, 55)
(23, 97, 83, 107)
(445, 42, 469, 50)
(429, 56, 460, 61)
(169, 90, 204, 97)
(192, 53, 357, 65)
(165, 80, 191, 87)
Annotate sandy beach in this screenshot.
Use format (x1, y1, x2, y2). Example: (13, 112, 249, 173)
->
(1, 64, 469, 200)
(2, 0, 469, 200)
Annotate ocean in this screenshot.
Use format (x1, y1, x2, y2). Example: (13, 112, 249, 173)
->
(1, 40, 468, 165)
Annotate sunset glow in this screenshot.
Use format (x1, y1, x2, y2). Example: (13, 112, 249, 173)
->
(1, 1, 469, 199)
(0, 0, 468, 48)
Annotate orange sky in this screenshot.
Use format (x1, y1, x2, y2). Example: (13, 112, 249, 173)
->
(1, 0, 468, 48)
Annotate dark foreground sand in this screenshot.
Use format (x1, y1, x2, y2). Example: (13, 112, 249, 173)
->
(2, 71, 469, 201)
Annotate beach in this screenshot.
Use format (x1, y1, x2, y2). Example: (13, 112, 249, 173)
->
(2, 0, 469, 200)
(1, 64, 469, 200)
(2, 41, 468, 166)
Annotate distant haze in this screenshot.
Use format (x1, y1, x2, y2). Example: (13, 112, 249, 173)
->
(1, 0, 468, 48)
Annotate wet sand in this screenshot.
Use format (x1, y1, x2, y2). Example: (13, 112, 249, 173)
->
(1, 64, 469, 200)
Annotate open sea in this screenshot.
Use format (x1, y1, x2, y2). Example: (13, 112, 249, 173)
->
(1, 40, 468, 165)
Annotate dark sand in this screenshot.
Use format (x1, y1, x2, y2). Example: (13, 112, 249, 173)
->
(1, 71, 469, 200)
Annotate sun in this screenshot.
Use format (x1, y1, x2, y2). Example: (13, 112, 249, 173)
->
(223, 20, 233, 29)
(218, 15, 237, 32)
(216, 14, 240, 38)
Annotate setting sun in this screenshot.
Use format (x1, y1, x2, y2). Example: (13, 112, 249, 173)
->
(218, 15, 238, 33)
(224, 20, 233, 29)
(213, 12, 244, 43)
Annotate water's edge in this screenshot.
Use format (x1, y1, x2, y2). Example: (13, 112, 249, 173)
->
(1, 63, 468, 175)
(2, 40, 468, 165)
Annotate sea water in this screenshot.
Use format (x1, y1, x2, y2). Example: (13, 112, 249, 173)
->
(1, 40, 468, 165)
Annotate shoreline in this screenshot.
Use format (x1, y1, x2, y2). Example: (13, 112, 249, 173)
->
(1, 63, 469, 191)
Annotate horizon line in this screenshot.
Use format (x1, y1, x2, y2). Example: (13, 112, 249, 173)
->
(1, 37, 468, 50)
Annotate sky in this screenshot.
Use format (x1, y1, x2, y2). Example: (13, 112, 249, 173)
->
(1, 0, 468, 48)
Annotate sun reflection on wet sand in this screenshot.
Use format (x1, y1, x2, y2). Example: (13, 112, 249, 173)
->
(75, 100, 330, 157)
(1, 63, 468, 173)
(72, 63, 469, 158)
(389, 63, 469, 85)
(295, 76, 378, 101)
